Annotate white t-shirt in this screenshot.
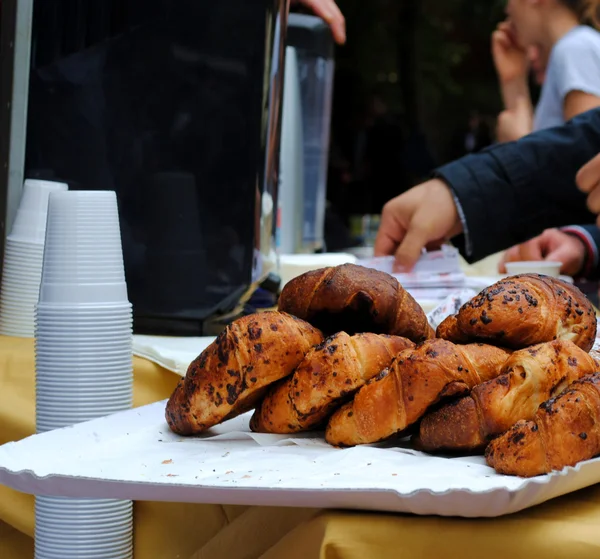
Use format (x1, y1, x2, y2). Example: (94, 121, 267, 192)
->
(533, 25, 600, 131)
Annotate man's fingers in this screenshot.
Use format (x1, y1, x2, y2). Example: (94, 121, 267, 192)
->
(393, 225, 429, 272)
(519, 238, 544, 261)
(587, 183, 600, 213)
(373, 226, 403, 258)
(326, 0, 346, 44)
(544, 246, 582, 276)
(298, 0, 346, 44)
(544, 247, 569, 266)
(576, 153, 600, 193)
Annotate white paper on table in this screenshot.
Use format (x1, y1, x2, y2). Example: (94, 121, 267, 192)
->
(1, 401, 600, 518)
(132, 335, 215, 376)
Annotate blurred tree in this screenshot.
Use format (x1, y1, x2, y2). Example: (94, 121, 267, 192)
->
(331, 0, 506, 164)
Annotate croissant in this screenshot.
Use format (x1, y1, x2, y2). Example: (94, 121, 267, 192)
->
(415, 340, 599, 453)
(278, 263, 434, 342)
(486, 372, 600, 477)
(250, 332, 414, 434)
(325, 339, 511, 447)
(435, 314, 469, 343)
(435, 274, 596, 351)
(165, 311, 323, 435)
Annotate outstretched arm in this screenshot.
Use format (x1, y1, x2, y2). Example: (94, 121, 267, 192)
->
(375, 108, 600, 269)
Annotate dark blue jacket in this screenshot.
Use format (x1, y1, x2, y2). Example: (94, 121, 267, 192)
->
(435, 107, 600, 270)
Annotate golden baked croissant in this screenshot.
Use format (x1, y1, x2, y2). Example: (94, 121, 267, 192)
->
(415, 340, 599, 453)
(278, 263, 434, 342)
(486, 372, 600, 477)
(249, 332, 414, 434)
(435, 274, 596, 351)
(435, 314, 469, 343)
(325, 339, 511, 447)
(165, 311, 323, 435)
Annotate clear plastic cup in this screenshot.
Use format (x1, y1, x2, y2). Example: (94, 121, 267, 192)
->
(8, 179, 68, 244)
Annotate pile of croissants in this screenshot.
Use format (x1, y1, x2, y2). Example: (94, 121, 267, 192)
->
(165, 263, 600, 478)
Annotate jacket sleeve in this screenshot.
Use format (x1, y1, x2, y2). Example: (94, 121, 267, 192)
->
(434, 108, 600, 263)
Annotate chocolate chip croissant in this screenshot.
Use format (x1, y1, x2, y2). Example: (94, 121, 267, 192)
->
(325, 339, 512, 447)
(250, 332, 414, 434)
(415, 340, 600, 454)
(166, 311, 323, 435)
(278, 263, 434, 342)
(486, 372, 600, 477)
(436, 274, 596, 351)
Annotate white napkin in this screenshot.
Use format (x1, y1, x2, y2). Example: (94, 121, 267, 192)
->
(132, 335, 215, 376)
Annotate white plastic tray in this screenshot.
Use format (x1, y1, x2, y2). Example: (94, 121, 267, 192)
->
(0, 401, 599, 518)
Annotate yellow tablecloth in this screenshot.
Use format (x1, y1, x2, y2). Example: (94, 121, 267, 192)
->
(1, 337, 600, 559)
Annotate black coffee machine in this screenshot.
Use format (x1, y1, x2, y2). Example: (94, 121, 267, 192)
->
(24, 0, 289, 335)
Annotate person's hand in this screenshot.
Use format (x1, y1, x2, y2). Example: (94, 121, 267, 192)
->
(577, 153, 600, 227)
(498, 229, 586, 277)
(491, 20, 528, 85)
(496, 95, 533, 142)
(293, 0, 346, 44)
(374, 179, 463, 271)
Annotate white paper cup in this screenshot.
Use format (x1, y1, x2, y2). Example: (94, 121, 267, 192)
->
(35, 497, 130, 509)
(3, 244, 46, 257)
(35, 357, 133, 368)
(35, 317, 132, 328)
(38, 191, 128, 304)
(34, 540, 133, 558)
(35, 340, 132, 350)
(36, 387, 133, 397)
(35, 526, 133, 540)
(37, 388, 133, 407)
(34, 329, 132, 339)
(35, 359, 133, 368)
(35, 353, 133, 363)
(35, 516, 132, 527)
(36, 303, 132, 315)
(36, 384, 133, 394)
(5, 236, 48, 249)
(36, 395, 133, 406)
(36, 371, 133, 382)
(8, 179, 68, 243)
(35, 379, 133, 387)
(504, 261, 562, 278)
(36, 407, 130, 424)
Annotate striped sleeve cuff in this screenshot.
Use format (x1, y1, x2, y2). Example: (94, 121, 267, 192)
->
(560, 225, 599, 278)
(449, 190, 473, 257)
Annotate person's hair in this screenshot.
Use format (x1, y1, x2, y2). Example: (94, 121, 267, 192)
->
(561, 0, 600, 27)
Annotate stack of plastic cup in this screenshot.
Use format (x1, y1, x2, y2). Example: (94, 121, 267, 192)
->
(0, 179, 68, 337)
(34, 190, 133, 559)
